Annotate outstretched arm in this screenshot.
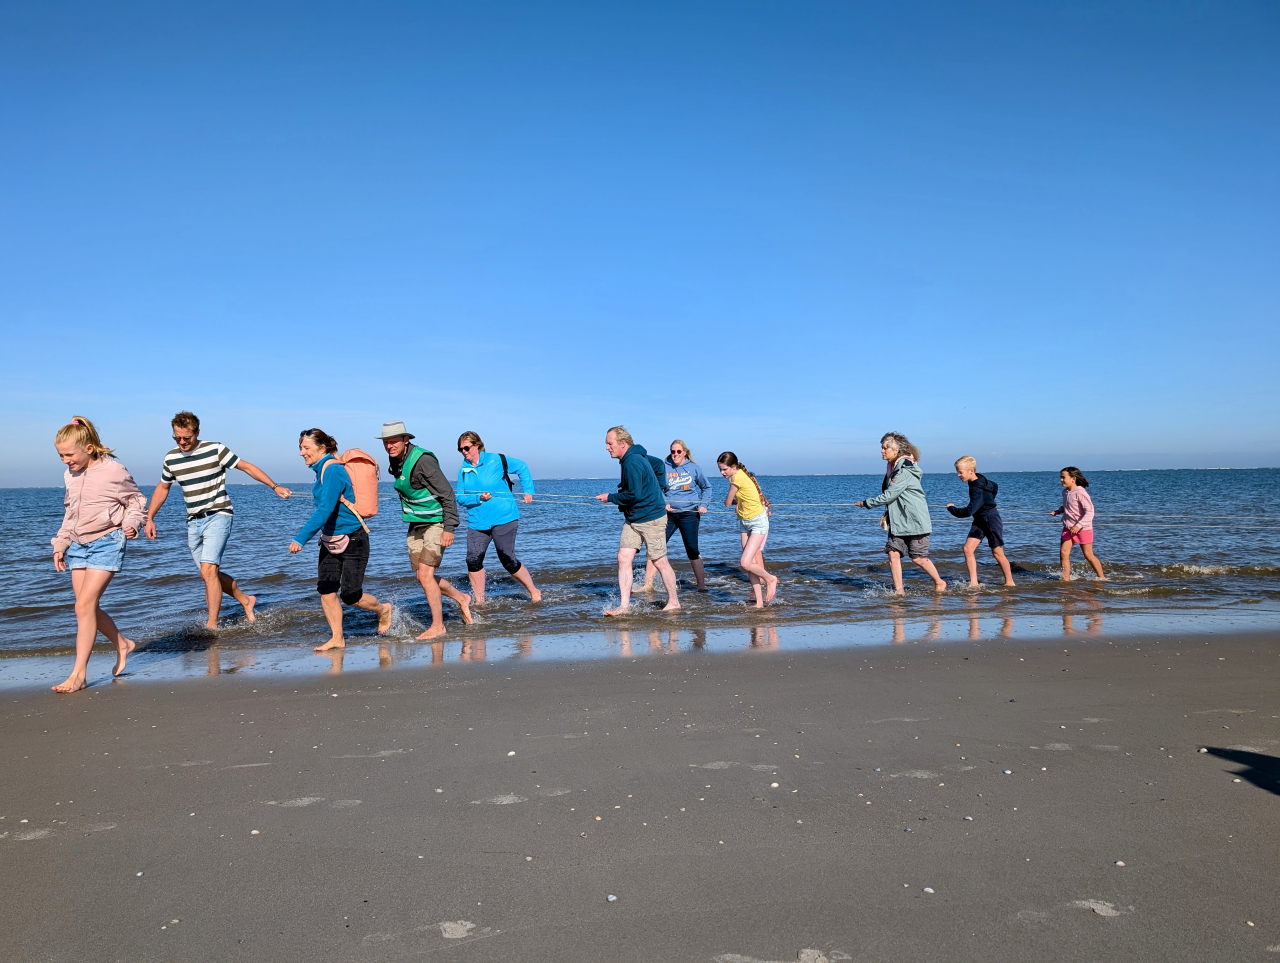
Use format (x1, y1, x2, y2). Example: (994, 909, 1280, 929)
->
(236, 459, 291, 498)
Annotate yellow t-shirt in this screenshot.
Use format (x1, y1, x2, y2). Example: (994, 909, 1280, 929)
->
(731, 469, 765, 520)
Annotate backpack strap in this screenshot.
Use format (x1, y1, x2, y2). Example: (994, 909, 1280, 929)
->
(498, 453, 514, 491)
(319, 459, 370, 533)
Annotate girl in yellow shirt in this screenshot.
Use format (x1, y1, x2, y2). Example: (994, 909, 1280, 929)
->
(717, 452, 778, 607)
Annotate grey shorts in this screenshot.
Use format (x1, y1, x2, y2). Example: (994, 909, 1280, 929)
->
(620, 516, 668, 559)
(886, 533, 930, 559)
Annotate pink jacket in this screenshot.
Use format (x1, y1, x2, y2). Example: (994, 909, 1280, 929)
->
(52, 457, 147, 554)
(1058, 487, 1095, 533)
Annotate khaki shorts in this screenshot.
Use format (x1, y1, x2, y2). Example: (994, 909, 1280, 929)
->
(407, 523, 446, 568)
(620, 516, 668, 559)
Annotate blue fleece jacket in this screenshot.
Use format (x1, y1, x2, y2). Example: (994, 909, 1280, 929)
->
(456, 451, 535, 530)
(606, 443, 666, 524)
(293, 455, 363, 545)
(663, 458, 711, 512)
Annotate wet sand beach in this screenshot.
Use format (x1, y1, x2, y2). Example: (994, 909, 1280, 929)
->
(1, 629, 1276, 962)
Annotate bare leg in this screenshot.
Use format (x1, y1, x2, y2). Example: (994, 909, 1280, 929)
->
(992, 546, 1016, 586)
(738, 532, 776, 607)
(642, 559, 656, 592)
(217, 570, 256, 622)
(200, 562, 223, 628)
(53, 569, 116, 692)
(1060, 540, 1074, 581)
(415, 563, 447, 639)
(605, 548, 638, 615)
(1081, 544, 1106, 579)
(468, 568, 486, 606)
(887, 550, 905, 595)
(510, 564, 542, 602)
(962, 537, 980, 586)
(690, 557, 707, 592)
(315, 593, 345, 650)
(652, 557, 681, 611)
(912, 556, 947, 592)
(437, 577, 473, 624)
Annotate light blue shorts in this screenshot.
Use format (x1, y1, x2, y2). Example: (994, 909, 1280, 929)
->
(65, 529, 127, 572)
(188, 512, 234, 566)
(738, 512, 770, 536)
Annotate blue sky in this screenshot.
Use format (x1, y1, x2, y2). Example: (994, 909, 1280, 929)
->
(3, 0, 1277, 486)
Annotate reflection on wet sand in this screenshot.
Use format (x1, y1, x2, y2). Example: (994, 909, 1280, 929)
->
(1061, 589, 1105, 636)
(749, 625, 779, 650)
(964, 595, 1016, 640)
(207, 645, 256, 676)
(890, 598, 943, 644)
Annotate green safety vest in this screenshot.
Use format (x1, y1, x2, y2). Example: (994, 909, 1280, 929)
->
(393, 446, 443, 524)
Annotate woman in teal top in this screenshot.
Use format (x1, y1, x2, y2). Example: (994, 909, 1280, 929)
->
(289, 428, 392, 650)
(455, 430, 541, 605)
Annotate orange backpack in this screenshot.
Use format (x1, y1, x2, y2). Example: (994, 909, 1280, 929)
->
(319, 449, 381, 526)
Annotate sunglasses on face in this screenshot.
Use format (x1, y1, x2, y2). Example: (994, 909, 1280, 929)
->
(458, 444, 475, 452)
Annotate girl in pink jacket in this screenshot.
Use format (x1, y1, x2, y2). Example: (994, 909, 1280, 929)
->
(50, 416, 146, 693)
(1051, 466, 1106, 581)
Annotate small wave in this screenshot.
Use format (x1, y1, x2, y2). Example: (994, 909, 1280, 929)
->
(1157, 564, 1280, 578)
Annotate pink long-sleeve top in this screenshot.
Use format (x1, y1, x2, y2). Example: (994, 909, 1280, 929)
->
(1058, 487, 1095, 533)
(52, 456, 147, 554)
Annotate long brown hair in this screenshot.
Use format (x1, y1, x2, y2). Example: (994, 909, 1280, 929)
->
(717, 451, 770, 507)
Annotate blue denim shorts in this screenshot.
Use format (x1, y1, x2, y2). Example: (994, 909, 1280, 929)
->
(738, 511, 770, 536)
(188, 512, 234, 565)
(65, 528, 127, 572)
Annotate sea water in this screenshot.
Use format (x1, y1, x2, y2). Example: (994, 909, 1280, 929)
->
(3, 469, 1278, 684)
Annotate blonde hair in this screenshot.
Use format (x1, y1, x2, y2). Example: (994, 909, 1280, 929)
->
(607, 425, 633, 446)
(954, 455, 977, 471)
(457, 430, 484, 451)
(670, 438, 694, 462)
(55, 416, 113, 458)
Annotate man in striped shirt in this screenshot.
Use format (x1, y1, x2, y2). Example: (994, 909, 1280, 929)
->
(144, 411, 292, 628)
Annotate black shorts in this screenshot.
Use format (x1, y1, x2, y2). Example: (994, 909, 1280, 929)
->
(967, 511, 1005, 549)
(317, 529, 370, 602)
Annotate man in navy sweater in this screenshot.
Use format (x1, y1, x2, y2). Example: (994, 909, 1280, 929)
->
(595, 425, 681, 615)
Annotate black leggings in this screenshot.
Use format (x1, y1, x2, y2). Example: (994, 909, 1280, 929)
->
(666, 511, 702, 560)
(317, 529, 370, 605)
(466, 520, 522, 574)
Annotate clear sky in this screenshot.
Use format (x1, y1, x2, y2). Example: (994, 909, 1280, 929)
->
(3, 0, 1277, 486)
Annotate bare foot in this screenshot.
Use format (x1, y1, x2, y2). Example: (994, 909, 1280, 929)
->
(314, 638, 345, 652)
(642, 582, 655, 593)
(1003, 579, 1017, 587)
(416, 625, 447, 641)
(529, 588, 543, 603)
(603, 605, 631, 617)
(376, 602, 394, 635)
(242, 595, 257, 623)
(764, 576, 779, 603)
(204, 620, 220, 630)
(457, 595, 474, 625)
(472, 595, 486, 607)
(113, 637, 136, 677)
(51, 674, 87, 694)
(661, 600, 681, 612)
(934, 580, 948, 593)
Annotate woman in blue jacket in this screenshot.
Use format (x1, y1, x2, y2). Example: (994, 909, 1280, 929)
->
(289, 428, 393, 650)
(455, 431, 542, 605)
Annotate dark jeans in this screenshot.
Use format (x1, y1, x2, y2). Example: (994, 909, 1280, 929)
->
(466, 519, 522, 574)
(666, 511, 702, 560)
(317, 529, 370, 605)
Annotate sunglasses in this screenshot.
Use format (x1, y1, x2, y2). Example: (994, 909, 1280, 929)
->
(670, 449, 684, 455)
(458, 444, 475, 452)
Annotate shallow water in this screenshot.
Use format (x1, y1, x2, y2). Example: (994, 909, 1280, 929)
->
(4, 469, 1279, 684)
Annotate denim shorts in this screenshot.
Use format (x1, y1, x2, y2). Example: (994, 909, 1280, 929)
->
(188, 511, 234, 566)
(738, 511, 769, 536)
(65, 528, 127, 572)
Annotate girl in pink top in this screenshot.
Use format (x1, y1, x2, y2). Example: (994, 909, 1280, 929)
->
(50, 416, 146, 693)
(1051, 466, 1105, 581)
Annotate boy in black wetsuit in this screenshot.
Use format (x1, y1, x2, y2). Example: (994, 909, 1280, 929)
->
(946, 456, 1016, 587)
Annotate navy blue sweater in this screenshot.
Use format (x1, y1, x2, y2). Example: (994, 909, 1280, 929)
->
(947, 474, 1000, 519)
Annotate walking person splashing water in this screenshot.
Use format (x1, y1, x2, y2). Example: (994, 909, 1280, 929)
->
(289, 428, 393, 651)
(856, 432, 947, 596)
(644, 439, 712, 593)
(716, 451, 778, 607)
(1052, 466, 1106, 581)
(49, 416, 146, 693)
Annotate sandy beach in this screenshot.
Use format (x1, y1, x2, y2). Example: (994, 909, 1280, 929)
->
(1, 628, 1276, 962)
